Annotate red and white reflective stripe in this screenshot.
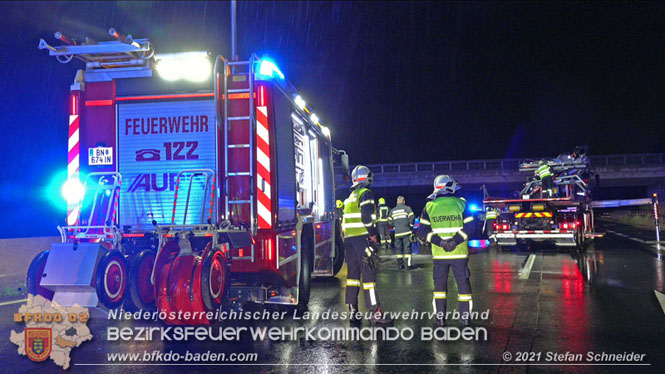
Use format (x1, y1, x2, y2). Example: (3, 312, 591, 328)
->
(256, 106, 272, 229)
(67, 112, 80, 225)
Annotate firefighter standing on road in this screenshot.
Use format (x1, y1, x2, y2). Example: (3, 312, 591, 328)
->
(377, 198, 391, 251)
(389, 196, 415, 270)
(417, 175, 474, 327)
(537, 161, 554, 197)
(342, 165, 392, 324)
(335, 200, 344, 221)
(485, 206, 499, 244)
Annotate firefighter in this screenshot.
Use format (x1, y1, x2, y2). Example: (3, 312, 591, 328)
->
(485, 206, 499, 244)
(335, 200, 344, 221)
(417, 175, 474, 327)
(342, 165, 392, 324)
(376, 198, 391, 251)
(536, 161, 554, 197)
(389, 196, 415, 270)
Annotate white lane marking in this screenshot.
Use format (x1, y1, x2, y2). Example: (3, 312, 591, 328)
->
(519, 254, 536, 280)
(606, 228, 663, 251)
(0, 298, 27, 307)
(654, 291, 665, 314)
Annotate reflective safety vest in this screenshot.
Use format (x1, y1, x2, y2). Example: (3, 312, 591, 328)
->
(485, 210, 498, 220)
(425, 196, 469, 259)
(537, 164, 552, 179)
(343, 188, 372, 238)
(377, 204, 389, 223)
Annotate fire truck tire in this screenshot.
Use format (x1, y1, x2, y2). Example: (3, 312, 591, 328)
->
(296, 234, 313, 312)
(126, 249, 156, 311)
(26, 250, 54, 301)
(201, 248, 228, 312)
(95, 251, 128, 309)
(332, 232, 345, 276)
(574, 228, 586, 252)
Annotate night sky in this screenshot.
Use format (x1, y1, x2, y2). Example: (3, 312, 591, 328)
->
(1, 1, 664, 237)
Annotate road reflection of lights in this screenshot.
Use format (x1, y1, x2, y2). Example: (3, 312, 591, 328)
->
(369, 340, 378, 367)
(431, 338, 449, 363)
(491, 260, 512, 293)
(279, 343, 294, 367)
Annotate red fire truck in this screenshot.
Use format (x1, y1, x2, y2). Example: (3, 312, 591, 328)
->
(27, 29, 348, 324)
(483, 148, 604, 251)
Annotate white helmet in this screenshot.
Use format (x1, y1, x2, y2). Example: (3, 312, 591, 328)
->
(429, 174, 460, 198)
(351, 165, 373, 188)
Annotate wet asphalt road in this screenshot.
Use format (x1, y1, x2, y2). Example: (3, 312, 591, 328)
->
(2, 228, 665, 373)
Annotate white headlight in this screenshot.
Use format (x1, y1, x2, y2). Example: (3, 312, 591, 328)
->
(310, 113, 319, 124)
(295, 95, 306, 110)
(61, 178, 85, 205)
(155, 52, 211, 82)
(156, 58, 181, 81)
(182, 55, 211, 82)
(321, 126, 330, 138)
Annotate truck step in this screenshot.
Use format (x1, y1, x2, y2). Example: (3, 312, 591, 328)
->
(228, 144, 250, 148)
(228, 88, 250, 94)
(228, 116, 250, 121)
(228, 200, 251, 204)
(227, 172, 251, 176)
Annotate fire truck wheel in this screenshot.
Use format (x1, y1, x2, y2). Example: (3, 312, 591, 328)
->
(95, 251, 128, 309)
(126, 249, 156, 311)
(574, 228, 586, 252)
(296, 234, 313, 312)
(332, 232, 345, 276)
(26, 250, 54, 301)
(201, 248, 228, 312)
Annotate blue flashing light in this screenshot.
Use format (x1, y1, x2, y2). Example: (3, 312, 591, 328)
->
(61, 178, 85, 205)
(468, 239, 490, 248)
(469, 204, 480, 212)
(256, 58, 284, 80)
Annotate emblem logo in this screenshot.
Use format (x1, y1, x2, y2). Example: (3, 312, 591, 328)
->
(25, 328, 52, 362)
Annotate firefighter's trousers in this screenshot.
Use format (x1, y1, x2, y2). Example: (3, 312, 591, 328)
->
(542, 176, 554, 197)
(344, 235, 381, 309)
(377, 222, 391, 249)
(433, 258, 472, 319)
(486, 219, 496, 242)
(394, 234, 412, 267)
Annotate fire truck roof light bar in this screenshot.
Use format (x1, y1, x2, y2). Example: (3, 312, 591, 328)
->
(256, 58, 284, 80)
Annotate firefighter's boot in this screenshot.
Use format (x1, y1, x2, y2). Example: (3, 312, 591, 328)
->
(348, 304, 362, 324)
(369, 307, 393, 325)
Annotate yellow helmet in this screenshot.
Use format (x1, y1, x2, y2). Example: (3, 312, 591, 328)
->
(378, 198, 386, 205)
(336, 200, 343, 208)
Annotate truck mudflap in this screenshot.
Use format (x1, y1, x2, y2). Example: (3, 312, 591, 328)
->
(40, 242, 119, 308)
(495, 230, 576, 246)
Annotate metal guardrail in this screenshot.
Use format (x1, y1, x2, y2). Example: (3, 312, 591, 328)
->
(335, 153, 665, 176)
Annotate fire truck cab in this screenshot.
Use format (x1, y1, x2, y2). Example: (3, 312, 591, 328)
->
(28, 29, 347, 323)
